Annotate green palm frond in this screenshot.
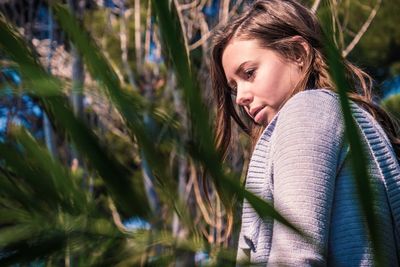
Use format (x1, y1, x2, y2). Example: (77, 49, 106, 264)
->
(152, 0, 303, 236)
(0, 1, 386, 266)
(320, 8, 385, 266)
(0, 127, 124, 265)
(0, 15, 150, 218)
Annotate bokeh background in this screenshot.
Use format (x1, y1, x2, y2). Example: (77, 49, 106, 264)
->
(0, 0, 399, 266)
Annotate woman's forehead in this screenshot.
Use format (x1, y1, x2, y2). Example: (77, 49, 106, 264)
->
(222, 40, 261, 63)
(221, 39, 273, 71)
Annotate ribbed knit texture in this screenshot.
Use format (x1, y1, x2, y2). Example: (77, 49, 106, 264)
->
(237, 89, 400, 266)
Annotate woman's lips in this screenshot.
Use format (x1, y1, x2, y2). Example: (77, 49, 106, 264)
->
(253, 106, 267, 124)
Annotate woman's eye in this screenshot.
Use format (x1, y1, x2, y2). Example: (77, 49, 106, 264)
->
(244, 69, 255, 79)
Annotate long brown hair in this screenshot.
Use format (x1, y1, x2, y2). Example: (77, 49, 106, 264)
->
(210, 0, 400, 161)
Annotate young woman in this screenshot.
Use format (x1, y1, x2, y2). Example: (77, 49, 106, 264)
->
(210, 0, 400, 265)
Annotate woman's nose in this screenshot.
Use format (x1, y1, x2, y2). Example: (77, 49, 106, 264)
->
(235, 85, 253, 106)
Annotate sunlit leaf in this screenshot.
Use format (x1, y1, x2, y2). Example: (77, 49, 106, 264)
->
(49, 2, 198, 230)
(152, 0, 304, 237)
(320, 8, 385, 266)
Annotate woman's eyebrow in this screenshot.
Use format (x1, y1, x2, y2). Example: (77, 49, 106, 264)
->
(226, 61, 251, 88)
(235, 61, 251, 75)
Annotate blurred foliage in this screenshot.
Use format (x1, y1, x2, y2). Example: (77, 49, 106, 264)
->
(0, 1, 300, 266)
(303, 0, 400, 83)
(349, 0, 400, 79)
(382, 94, 400, 121)
(0, 0, 398, 266)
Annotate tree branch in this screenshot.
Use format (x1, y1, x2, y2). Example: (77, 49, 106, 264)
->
(108, 197, 129, 233)
(188, 0, 243, 51)
(311, 0, 322, 14)
(342, 0, 382, 58)
(119, 3, 138, 89)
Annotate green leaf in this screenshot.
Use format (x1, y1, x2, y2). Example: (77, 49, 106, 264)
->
(9, 127, 87, 213)
(0, 141, 67, 212)
(0, 225, 36, 247)
(0, 172, 43, 213)
(0, 230, 67, 266)
(320, 9, 385, 266)
(49, 2, 193, 226)
(152, 0, 304, 237)
(0, 16, 150, 218)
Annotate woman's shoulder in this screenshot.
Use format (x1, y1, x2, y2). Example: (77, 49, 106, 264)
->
(281, 88, 340, 114)
(277, 89, 342, 125)
(256, 89, 343, 149)
(270, 88, 346, 163)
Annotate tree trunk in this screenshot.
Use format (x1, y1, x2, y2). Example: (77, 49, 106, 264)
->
(43, 6, 57, 157)
(171, 73, 195, 267)
(68, 0, 85, 160)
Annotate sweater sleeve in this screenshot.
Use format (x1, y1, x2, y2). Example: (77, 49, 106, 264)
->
(268, 90, 345, 266)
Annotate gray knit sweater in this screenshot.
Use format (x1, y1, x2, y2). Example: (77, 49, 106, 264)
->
(237, 89, 400, 266)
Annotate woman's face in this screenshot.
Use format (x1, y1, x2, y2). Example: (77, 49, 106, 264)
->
(222, 39, 303, 125)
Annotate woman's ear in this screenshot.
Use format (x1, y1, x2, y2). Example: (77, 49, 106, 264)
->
(291, 35, 310, 67)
